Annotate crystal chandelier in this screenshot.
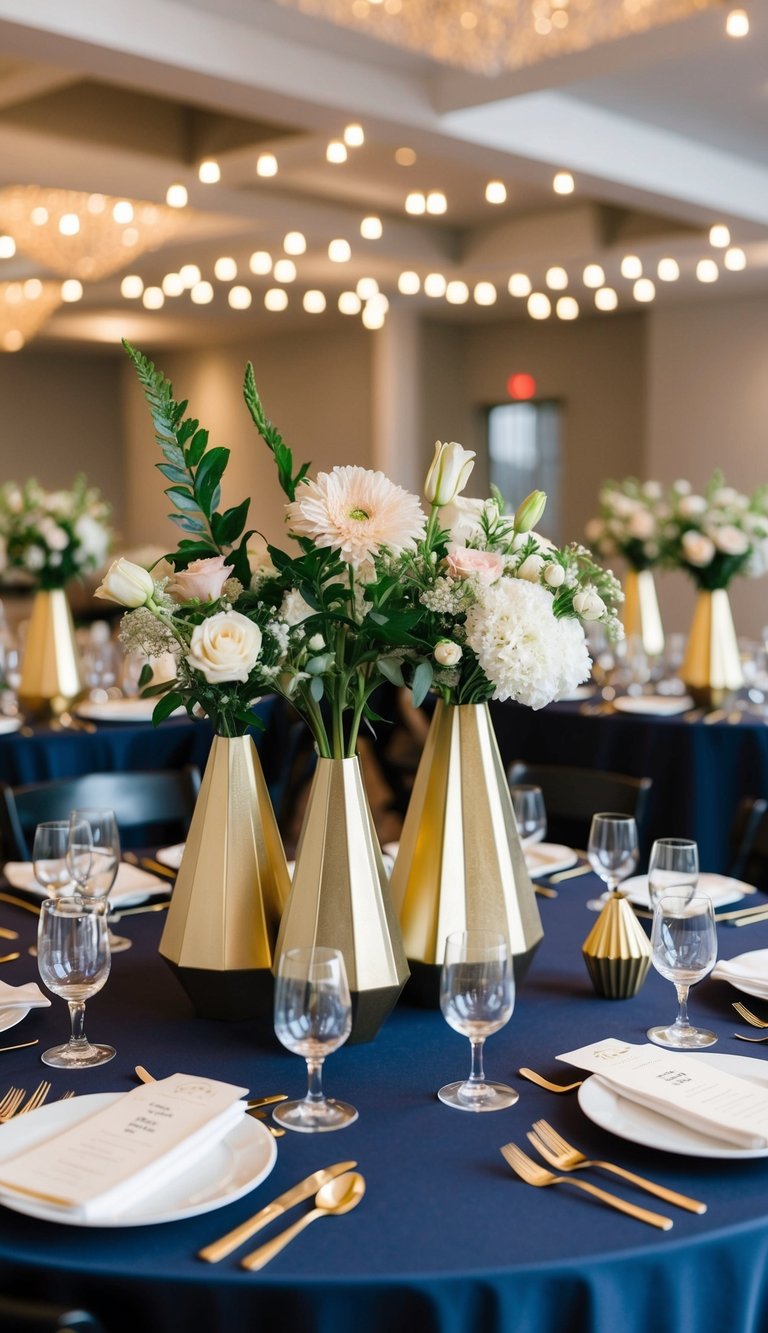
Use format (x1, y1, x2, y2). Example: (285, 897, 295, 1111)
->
(278, 0, 724, 76)
(0, 280, 63, 353)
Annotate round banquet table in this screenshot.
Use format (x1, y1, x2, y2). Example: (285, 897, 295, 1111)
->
(490, 698, 768, 874)
(0, 872, 768, 1333)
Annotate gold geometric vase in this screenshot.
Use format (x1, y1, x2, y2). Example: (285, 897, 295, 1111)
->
(159, 734, 291, 1020)
(622, 569, 664, 658)
(274, 755, 409, 1043)
(582, 890, 652, 999)
(389, 701, 544, 1006)
(17, 587, 84, 717)
(681, 587, 743, 710)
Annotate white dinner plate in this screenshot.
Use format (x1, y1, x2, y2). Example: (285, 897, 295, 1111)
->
(0, 1005, 28, 1034)
(612, 695, 695, 717)
(621, 872, 753, 910)
(712, 949, 768, 1001)
(0, 1092, 277, 1226)
(74, 699, 185, 723)
(0, 718, 21, 735)
(560, 686, 595, 702)
(525, 843, 578, 878)
(3, 862, 170, 909)
(578, 1053, 768, 1160)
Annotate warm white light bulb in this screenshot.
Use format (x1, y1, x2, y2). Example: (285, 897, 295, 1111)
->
(726, 7, 749, 37)
(405, 192, 426, 215)
(283, 231, 307, 255)
(426, 191, 447, 215)
(328, 238, 351, 263)
(621, 255, 643, 279)
(179, 264, 201, 288)
(214, 257, 237, 282)
(545, 266, 568, 291)
(61, 280, 83, 303)
(424, 272, 447, 298)
(265, 288, 288, 311)
(527, 292, 552, 319)
(633, 277, 656, 301)
(725, 246, 747, 271)
(142, 286, 165, 310)
(112, 201, 134, 224)
(121, 274, 144, 299)
(485, 180, 507, 205)
(326, 140, 348, 164)
(582, 264, 605, 288)
(397, 271, 420, 295)
(473, 281, 497, 306)
(273, 259, 297, 283)
(338, 291, 362, 315)
(696, 259, 719, 283)
(190, 280, 214, 304)
(228, 285, 252, 309)
(0, 235, 16, 259)
(59, 213, 80, 236)
(508, 273, 532, 298)
(556, 296, 579, 320)
(362, 303, 386, 329)
(356, 276, 379, 300)
(553, 171, 574, 195)
(162, 272, 185, 297)
(23, 279, 42, 300)
(256, 154, 278, 178)
(709, 224, 731, 248)
(360, 216, 383, 240)
(198, 159, 220, 184)
(166, 183, 188, 208)
(303, 290, 327, 314)
(594, 286, 618, 311)
(445, 280, 469, 304)
(344, 123, 365, 147)
(657, 257, 680, 282)
(249, 251, 273, 275)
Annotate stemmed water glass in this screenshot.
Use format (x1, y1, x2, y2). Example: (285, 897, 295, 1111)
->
(647, 893, 717, 1049)
(648, 837, 699, 910)
(586, 813, 639, 910)
(37, 896, 115, 1068)
(438, 929, 517, 1112)
(67, 808, 131, 953)
(273, 946, 358, 1132)
(510, 785, 547, 847)
(32, 820, 74, 899)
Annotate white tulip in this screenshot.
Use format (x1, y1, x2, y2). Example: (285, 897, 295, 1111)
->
(424, 441, 476, 507)
(95, 557, 155, 608)
(187, 610, 263, 684)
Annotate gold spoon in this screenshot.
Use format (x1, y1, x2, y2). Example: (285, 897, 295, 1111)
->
(518, 1067, 583, 1093)
(240, 1172, 366, 1271)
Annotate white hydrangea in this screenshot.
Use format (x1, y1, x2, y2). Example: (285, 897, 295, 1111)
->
(464, 578, 590, 710)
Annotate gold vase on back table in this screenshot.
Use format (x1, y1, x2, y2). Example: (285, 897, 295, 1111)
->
(17, 588, 84, 718)
(681, 588, 743, 710)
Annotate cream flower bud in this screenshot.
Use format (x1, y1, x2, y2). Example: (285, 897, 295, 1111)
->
(424, 441, 476, 507)
(682, 531, 716, 567)
(544, 562, 565, 588)
(513, 490, 547, 534)
(573, 587, 606, 620)
(95, 557, 155, 608)
(186, 610, 262, 684)
(434, 639, 462, 666)
(517, 553, 545, 582)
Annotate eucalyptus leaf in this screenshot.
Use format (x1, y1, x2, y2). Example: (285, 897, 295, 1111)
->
(411, 659, 434, 708)
(379, 657, 405, 687)
(309, 676, 324, 702)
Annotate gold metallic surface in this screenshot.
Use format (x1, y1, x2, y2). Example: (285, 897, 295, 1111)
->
(681, 588, 744, 709)
(582, 890, 652, 999)
(389, 701, 543, 975)
(18, 589, 84, 717)
(159, 735, 290, 973)
(622, 569, 664, 658)
(275, 756, 409, 1042)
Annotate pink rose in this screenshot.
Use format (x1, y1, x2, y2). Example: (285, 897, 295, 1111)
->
(444, 547, 504, 586)
(167, 555, 233, 603)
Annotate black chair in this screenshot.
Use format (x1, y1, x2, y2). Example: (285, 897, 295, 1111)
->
(0, 767, 201, 861)
(506, 760, 652, 850)
(0, 1294, 107, 1331)
(728, 796, 768, 888)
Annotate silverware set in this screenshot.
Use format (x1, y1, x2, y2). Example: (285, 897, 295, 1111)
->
(732, 999, 768, 1042)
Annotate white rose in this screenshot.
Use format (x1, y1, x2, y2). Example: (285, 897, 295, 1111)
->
(713, 525, 749, 556)
(641, 481, 662, 500)
(424, 441, 476, 506)
(187, 610, 262, 685)
(678, 495, 707, 519)
(712, 487, 743, 507)
(308, 634, 325, 651)
(544, 562, 565, 588)
(681, 531, 716, 567)
(74, 514, 110, 563)
(280, 589, 314, 626)
(673, 479, 692, 495)
(517, 553, 545, 582)
(434, 640, 462, 666)
(24, 546, 45, 571)
(95, 557, 155, 608)
(39, 518, 69, 551)
(628, 510, 655, 540)
(611, 495, 641, 518)
(440, 496, 487, 545)
(573, 587, 606, 620)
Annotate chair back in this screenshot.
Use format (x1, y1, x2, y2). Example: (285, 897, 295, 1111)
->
(728, 796, 768, 888)
(0, 767, 201, 861)
(507, 760, 652, 850)
(0, 1294, 107, 1331)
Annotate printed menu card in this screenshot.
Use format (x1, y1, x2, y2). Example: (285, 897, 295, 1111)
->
(0, 1073, 247, 1219)
(558, 1038, 768, 1149)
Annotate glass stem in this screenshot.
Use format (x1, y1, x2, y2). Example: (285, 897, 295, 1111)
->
(305, 1057, 325, 1104)
(468, 1037, 486, 1086)
(674, 983, 691, 1028)
(68, 1000, 88, 1046)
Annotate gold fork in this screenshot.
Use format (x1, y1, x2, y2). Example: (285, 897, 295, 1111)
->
(16, 1080, 51, 1115)
(518, 1067, 583, 1094)
(500, 1143, 673, 1230)
(732, 1001, 768, 1028)
(527, 1120, 706, 1213)
(0, 1087, 25, 1121)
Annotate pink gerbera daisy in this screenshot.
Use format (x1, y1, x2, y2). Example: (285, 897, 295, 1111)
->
(286, 465, 426, 567)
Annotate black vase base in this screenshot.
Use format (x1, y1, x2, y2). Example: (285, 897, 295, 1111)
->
(402, 940, 541, 1009)
(163, 958, 275, 1021)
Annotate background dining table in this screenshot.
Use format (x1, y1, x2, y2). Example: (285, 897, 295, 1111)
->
(0, 862, 767, 1333)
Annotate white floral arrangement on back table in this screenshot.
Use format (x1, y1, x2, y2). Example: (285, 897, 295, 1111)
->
(666, 472, 768, 590)
(0, 475, 112, 590)
(585, 477, 669, 572)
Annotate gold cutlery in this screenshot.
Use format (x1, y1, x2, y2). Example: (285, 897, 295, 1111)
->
(0, 893, 40, 916)
(0, 1039, 38, 1055)
(549, 864, 592, 884)
(110, 902, 170, 918)
(0, 927, 18, 940)
(17, 1080, 51, 1115)
(500, 1143, 673, 1230)
(240, 1172, 366, 1271)
(198, 1160, 358, 1263)
(733, 912, 768, 928)
(733, 1032, 768, 1043)
(0, 952, 20, 964)
(0, 1087, 25, 1120)
(534, 884, 558, 899)
(58, 1090, 76, 1101)
(732, 1001, 768, 1028)
(518, 1067, 583, 1094)
(123, 852, 177, 880)
(527, 1119, 707, 1213)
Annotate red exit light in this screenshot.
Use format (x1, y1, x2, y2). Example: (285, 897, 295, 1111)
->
(507, 372, 537, 400)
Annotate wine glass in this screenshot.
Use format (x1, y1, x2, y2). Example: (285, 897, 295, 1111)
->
(648, 838, 699, 910)
(32, 821, 73, 899)
(68, 808, 131, 953)
(438, 929, 517, 1112)
(647, 893, 717, 1049)
(273, 946, 358, 1132)
(510, 785, 547, 847)
(37, 896, 115, 1068)
(586, 813, 639, 910)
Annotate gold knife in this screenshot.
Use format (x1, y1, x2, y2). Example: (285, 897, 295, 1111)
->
(123, 852, 177, 880)
(0, 927, 18, 940)
(0, 892, 40, 916)
(198, 1161, 358, 1263)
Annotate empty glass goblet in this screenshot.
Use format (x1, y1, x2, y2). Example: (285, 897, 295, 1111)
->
(68, 808, 131, 953)
(32, 820, 73, 899)
(273, 946, 358, 1133)
(510, 785, 547, 847)
(438, 929, 517, 1112)
(647, 893, 717, 1050)
(648, 837, 699, 910)
(586, 812, 639, 910)
(37, 896, 115, 1068)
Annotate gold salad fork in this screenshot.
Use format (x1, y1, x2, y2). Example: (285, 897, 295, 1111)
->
(518, 1067, 583, 1094)
(0, 1087, 25, 1121)
(17, 1081, 51, 1115)
(527, 1120, 706, 1214)
(732, 1001, 768, 1028)
(500, 1143, 673, 1231)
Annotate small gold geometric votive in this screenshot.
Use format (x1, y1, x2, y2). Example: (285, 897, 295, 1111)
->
(582, 890, 652, 999)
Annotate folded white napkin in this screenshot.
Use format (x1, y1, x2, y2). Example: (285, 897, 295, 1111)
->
(712, 950, 768, 997)
(4, 862, 168, 906)
(155, 843, 185, 870)
(0, 979, 50, 1009)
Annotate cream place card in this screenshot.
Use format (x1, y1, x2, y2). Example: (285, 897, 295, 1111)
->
(0, 1073, 247, 1220)
(557, 1038, 768, 1149)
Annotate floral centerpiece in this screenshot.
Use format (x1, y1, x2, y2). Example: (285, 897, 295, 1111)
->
(0, 476, 111, 589)
(584, 476, 668, 657)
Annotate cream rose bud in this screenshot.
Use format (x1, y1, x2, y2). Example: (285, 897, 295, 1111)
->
(713, 525, 749, 556)
(682, 531, 716, 567)
(95, 557, 155, 608)
(434, 639, 462, 666)
(308, 634, 325, 651)
(678, 495, 707, 519)
(444, 546, 505, 586)
(424, 441, 476, 506)
(544, 562, 565, 588)
(167, 555, 233, 603)
(642, 481, 662, 500)
(628, 510, 656, 540)
(573, 586, 606, 620)
(517, 553, 545, 582)
(186, 610, 262, 684)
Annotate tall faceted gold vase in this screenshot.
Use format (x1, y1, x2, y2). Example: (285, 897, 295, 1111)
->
(160, 734, 291, 1020)
(389, 701, 544, 1007)
(622, 569, 664, 658)
(274, 755, 409, 1043)
(18, 588, 84, 717)
(681, 588, 743, 709)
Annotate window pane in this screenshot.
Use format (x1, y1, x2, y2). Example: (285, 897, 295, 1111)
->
(488, 402, 561, 542)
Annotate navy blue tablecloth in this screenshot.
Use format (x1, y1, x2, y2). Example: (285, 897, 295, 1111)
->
(0, 870, 767, 1333)
(490, 700, 768, 874)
